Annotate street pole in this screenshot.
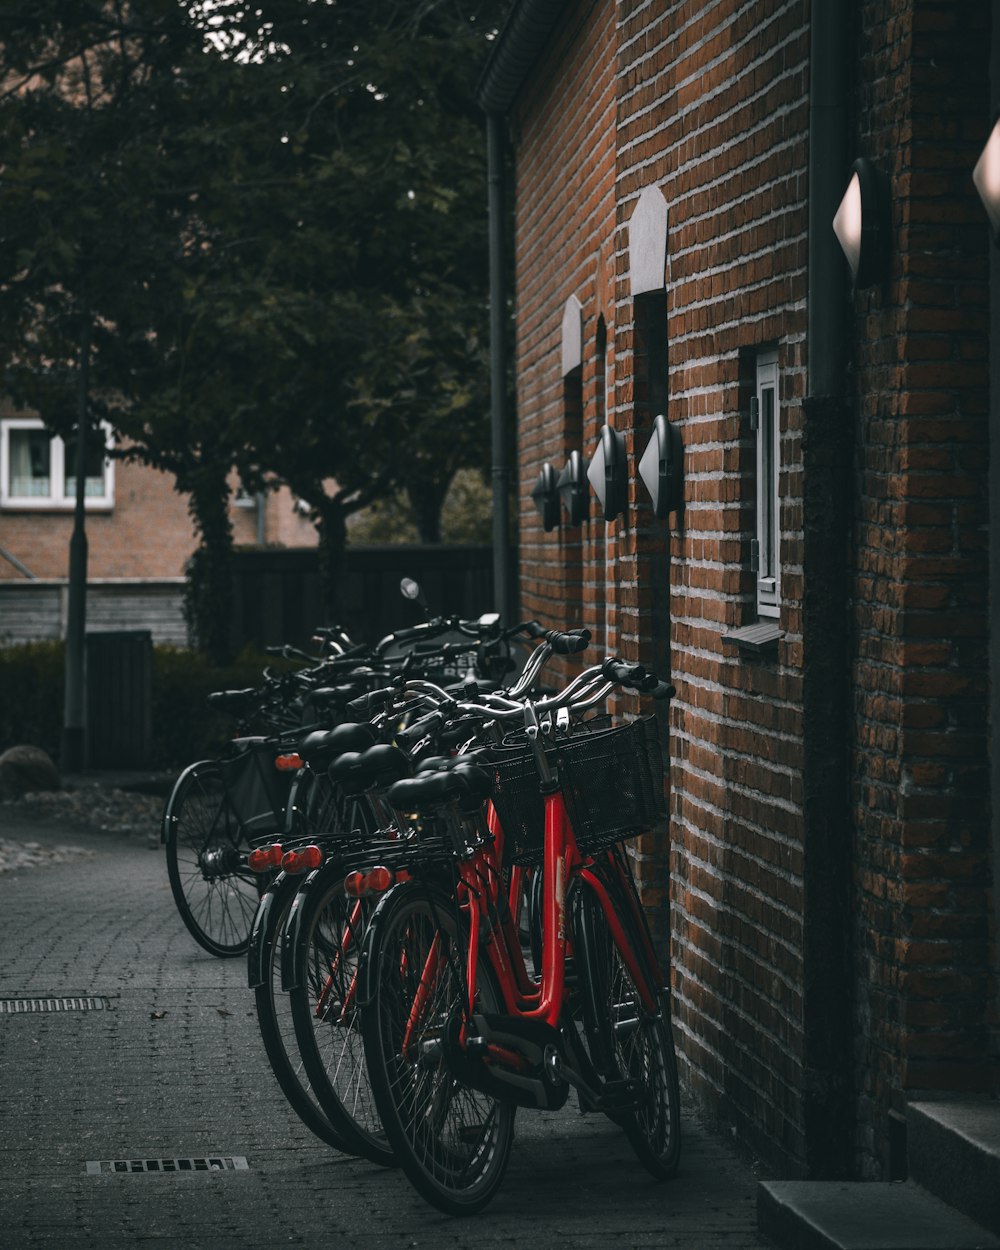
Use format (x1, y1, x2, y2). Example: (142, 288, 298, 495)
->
(61, 317, 90, 773)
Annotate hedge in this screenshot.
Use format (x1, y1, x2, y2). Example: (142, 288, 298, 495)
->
(0, 641, 285, 770)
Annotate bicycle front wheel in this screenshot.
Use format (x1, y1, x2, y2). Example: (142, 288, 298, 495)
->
(574, 883, 681, 1179)
(360, 881, 515, 1215)
(164, 760, 261, 957)
(251, 872, 351, 1150)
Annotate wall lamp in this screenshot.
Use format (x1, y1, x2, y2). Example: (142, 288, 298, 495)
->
(638, 414, 683, 520)
(587, 424, 628, 522)
(557, 450, 588, 525)
(832, 157, 891, 288)
(530, 462, 560, 532)
(973, 117, 1000, 243)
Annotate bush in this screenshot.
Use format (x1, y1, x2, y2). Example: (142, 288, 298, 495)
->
(151, 645, 281, 767)
(0, 641, 65, 762)
(0, 640, 285, 771)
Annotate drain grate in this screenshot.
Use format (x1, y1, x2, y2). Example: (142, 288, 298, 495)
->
(0, 996, 115, 1014)
(86, 1156, 249, 1175)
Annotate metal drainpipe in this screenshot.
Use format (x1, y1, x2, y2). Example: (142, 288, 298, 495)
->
(487, 112, 512, 622)
(801, 0, 854, 1178)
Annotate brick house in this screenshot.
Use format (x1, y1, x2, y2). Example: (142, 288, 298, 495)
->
(0, 404, 317, 642)
(479, 0, 997, 1183)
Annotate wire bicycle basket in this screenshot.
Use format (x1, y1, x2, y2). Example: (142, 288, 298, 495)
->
(488, 717, 666, 867)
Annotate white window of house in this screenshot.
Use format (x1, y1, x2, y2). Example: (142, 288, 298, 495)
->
(754, 351, 780, 617)
(0, 417, 114, 510)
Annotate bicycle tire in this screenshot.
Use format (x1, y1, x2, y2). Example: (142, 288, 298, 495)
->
(250, 872, 351, 1150)
(288, 866, 393, 1165)
(360, 880, 515, 1215)
(573, 881, 681, 1179)
(164, 760, 261, 957)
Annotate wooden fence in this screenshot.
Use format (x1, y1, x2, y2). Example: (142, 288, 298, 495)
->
(231, 545, 515, 651)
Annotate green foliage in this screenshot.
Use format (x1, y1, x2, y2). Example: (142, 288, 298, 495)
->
(0, 642, 66, 762)
(0, 641, 285, 770)
(150, 645, 279, 767)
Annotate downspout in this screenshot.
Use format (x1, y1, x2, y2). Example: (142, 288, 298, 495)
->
(801, 0, 853, 1177)
(487, 112, 512, 622)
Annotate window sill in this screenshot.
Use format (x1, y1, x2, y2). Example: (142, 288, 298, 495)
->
(1, 500, 114, 513)
(721, 621, 783, 656)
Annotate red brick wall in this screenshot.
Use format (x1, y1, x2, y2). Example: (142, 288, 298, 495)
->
(613, 0, 812, 1168)
(851, 0, 994, 1176)
(512, 2, 618, 677)
(1, 451, 318, 583)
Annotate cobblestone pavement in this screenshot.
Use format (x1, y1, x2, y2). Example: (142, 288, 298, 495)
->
(0, 803, 774, 1249)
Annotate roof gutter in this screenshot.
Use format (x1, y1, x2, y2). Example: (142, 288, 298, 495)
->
(476, 0, 569, 116)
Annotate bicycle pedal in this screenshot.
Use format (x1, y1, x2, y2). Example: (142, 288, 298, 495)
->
(597, 1077, 643, 1112)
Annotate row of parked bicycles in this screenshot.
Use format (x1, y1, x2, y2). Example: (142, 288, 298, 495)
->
(160, 581, 681, 1214)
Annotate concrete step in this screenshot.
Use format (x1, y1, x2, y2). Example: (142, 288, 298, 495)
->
(907, 1099, 1000, 1237)
(757, 1179, 1000, 1250)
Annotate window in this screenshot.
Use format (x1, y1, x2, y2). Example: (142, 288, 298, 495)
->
(753, 351, 780, 617)
(0, 417, 114, 510)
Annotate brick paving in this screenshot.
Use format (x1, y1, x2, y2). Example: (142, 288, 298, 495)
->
(0, 810, 774, 1249)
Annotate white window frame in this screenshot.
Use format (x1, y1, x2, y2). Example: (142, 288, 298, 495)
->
(754, 351, 780, 618)
(0, 417, 115, 511)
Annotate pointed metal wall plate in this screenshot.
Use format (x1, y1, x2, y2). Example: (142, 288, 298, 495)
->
(638, 414, 683, 519)
(530, 462, 560, 532)
(557, 450, 587, 525)
(586, 425, 627, 521)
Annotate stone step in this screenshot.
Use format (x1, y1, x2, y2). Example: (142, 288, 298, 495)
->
(907, 1099, 1000, 1237)
(756, 1180, 1000, 1250)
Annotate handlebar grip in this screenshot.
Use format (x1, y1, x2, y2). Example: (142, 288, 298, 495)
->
(547, 627, 591, 655)
(394, 710, 445, 752)
(651, 681, 676, 701)
(602, 656, 647, 685)
(346, 688, 394, 719)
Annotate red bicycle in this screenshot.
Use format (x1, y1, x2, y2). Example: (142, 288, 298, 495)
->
(357, 654, 681, 1214)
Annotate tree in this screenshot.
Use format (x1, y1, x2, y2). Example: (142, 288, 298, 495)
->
(0, 0, 509, 652)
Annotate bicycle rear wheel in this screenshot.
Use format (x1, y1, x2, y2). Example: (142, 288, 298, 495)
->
(574, 882, 681, 1178)
(164, 760, 261, 957)
(360, 880, 515, 1215)
(288, 867, 393, 1165)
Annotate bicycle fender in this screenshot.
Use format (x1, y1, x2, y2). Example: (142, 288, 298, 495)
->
(246, 872, 296, 990)
(282, 862, 347, 992)
(160, 759, 214, 845)
(355, 878, 437, 1011)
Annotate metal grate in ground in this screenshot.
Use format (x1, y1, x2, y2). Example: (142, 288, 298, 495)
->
(85, 1156, 249, 1175)
(0, 996, 116, 1014)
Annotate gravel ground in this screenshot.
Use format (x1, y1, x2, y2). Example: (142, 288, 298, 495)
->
(0, 784, 166, 873)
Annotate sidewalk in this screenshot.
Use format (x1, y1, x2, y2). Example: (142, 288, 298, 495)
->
(0, 796, 774, 1249)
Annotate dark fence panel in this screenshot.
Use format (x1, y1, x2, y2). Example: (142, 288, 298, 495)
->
(86, 630, 153, 768)
(231, 545, 516, 651)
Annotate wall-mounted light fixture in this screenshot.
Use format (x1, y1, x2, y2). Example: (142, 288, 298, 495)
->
(586, 424, 627, 522)
(557, 450, 587, 525)
(530, 462, 560, 532)
(832, 157, 891, 288)
(638, 414, 683, 520)
(973, 117, 1000, 243)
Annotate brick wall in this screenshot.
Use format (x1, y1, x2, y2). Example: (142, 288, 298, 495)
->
(512, 1, 618, 679)
(851, 0, 994, 1177)
(612, 0, 812, 1169)
(0, 452, 317, 583)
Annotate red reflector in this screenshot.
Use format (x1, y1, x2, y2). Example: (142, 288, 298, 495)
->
(281, 844, 324, 874)
(344, 871, 365, 897)
(248, 844, 283, 872)
(365, 865, 394, 894)
(275, 753, 303, 772)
